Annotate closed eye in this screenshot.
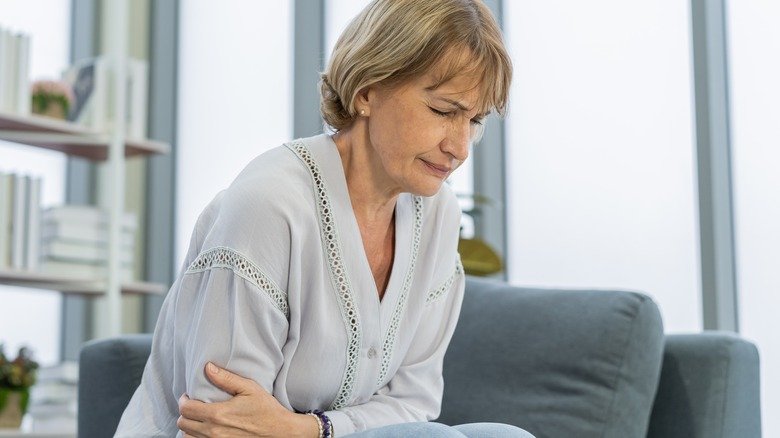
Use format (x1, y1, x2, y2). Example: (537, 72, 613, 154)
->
(429, 107, 453, 117)
(430, 106, 484, 126)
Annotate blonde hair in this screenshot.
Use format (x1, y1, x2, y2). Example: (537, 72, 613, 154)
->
(320, 0, 512, 131)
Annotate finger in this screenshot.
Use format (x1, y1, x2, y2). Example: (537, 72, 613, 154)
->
(204, 362, 257, 396)
(178, 395, 212, 422)
(177, 415, 210, 438)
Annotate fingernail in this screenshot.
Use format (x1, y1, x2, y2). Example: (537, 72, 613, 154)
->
(207, 362, 220, 374)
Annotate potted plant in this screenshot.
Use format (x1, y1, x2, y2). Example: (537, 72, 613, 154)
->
(0, 345, 38, 429)
(31, 79, 75, 120)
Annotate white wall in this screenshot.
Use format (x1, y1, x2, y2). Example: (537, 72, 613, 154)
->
(503, 1, 701, 332)
(0, 0, 71, 366)
(175, 0, 294, 268)
(728, 1, 780, 435)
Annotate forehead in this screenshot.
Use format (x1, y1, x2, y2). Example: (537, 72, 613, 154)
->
(417, 51, 491, 113)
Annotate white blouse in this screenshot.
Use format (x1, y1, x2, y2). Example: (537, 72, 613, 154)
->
(115, 133, 465, 437)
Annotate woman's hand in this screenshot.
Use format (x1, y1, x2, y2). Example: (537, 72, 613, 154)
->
(177, 362, 319, 438)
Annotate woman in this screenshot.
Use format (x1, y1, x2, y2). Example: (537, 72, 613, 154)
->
(116, 0, 531, 436)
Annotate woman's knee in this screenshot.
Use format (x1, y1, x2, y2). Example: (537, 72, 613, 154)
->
(452, 422, 535, 438)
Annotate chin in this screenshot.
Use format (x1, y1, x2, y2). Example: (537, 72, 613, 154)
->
(409, 180, 444, 197)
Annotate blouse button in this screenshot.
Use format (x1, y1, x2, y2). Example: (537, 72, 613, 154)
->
(367, 347, 377, 359)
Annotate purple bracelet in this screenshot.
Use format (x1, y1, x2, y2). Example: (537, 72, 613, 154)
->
(302, 409, 333, 438)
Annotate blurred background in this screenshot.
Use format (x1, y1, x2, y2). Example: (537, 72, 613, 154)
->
(0, 0, 777, 435)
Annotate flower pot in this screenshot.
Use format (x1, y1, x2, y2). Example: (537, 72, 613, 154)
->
(0, 388, 29, 429)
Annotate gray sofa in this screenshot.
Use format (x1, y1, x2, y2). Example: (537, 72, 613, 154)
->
(78, 277, 762, 437)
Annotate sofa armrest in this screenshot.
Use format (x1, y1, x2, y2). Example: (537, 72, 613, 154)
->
(647, 332, 761, 438)
(78, 334, 153, 438)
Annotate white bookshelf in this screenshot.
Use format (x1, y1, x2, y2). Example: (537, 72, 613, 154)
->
(0, 110, 169, 159)
(0, 268, 166, 296)
(0, 1, 168, 339)
(0, 110, 169, 302)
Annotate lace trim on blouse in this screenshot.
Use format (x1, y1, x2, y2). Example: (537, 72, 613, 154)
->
(425, 255, 464, 306)
(287, 140, 363, 410)
(376, 196, 424, 387)
(185, 246, 289, 319)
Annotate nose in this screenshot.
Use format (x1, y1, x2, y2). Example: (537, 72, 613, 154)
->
(442, 118, 470, 162)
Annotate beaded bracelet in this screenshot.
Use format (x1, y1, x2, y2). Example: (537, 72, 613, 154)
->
(305, 412, 323, 438)
(298, 409, 334, 438)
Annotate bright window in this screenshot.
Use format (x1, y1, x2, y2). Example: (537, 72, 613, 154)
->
(176, 0, 294, 268)
(503, 1, 701, 332)
(728, 1, 780, 434)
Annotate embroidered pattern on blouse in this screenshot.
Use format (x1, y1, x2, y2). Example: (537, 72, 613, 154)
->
(287, 140, 362, 410)
(185, 246, 289, 319)
(376, 196, 424, 387)
(425, 255, 464, 305)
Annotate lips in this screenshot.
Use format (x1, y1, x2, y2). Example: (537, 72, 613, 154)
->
(421, 159, 451, 177)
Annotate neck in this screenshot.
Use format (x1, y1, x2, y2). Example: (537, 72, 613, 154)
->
(332, 124, 400, 225)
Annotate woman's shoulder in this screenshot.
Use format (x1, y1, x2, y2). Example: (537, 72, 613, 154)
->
(195, 141, 318, 252)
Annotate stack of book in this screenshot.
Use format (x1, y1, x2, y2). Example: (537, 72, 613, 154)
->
(0, 24, 31, 115)
(0, 171, 43, 271)
(40, 205, 137, 281)
(27, 361, 79, 434)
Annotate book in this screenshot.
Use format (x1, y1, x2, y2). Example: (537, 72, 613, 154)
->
(127, 59, 148, 139)
(29, 381, 78, 405)
(41, 239, 134, 265)
(41, 221, 135, 246)
(0, 172, 11, 267)
(1, 27, 18, 112)
(11, 173, 27, 269)
(35, 361, 79, 384)
(0, 27, 9, 111)
(25, 176, 42, 270)
(14, 32, 31, 115)
(43, 205, 138, 230)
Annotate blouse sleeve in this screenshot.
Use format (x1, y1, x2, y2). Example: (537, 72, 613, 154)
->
(324, 259, 465, 435)
(115, 189, 291, 437)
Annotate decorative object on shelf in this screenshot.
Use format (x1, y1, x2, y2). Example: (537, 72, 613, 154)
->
(458, 237, 503, 276)
(61, 56, 148, 138)
(455, 192, 503, 276)
(0, 345, 38, 429)
(30, 80, 75, 120)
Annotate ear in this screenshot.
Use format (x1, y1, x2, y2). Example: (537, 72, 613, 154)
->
(353, 85, 375, 116)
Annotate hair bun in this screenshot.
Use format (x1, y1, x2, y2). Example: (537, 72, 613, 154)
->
(319, 74, 352, 130)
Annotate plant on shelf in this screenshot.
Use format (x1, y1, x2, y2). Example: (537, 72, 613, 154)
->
(31, 79, 75, 120)
(0, 345, 39, 429)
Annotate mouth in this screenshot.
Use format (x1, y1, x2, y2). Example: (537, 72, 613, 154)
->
(421, 159, 452, 178)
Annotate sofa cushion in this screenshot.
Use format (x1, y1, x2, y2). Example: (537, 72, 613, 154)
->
(439, 277, 665, 438)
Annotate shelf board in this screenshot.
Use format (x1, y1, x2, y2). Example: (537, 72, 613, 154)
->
(0, 269, 167, 296)
(0, 110, 170, 160)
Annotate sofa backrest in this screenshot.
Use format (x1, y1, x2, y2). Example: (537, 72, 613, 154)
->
(438, 277, 665, 438)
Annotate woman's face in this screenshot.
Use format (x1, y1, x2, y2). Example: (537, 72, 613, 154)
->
(360, 66, 486, 197)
